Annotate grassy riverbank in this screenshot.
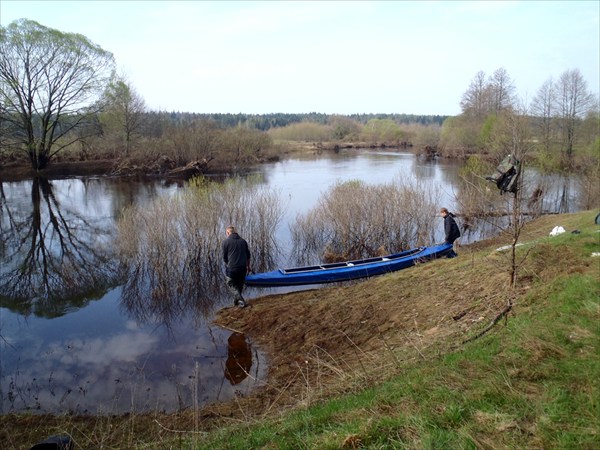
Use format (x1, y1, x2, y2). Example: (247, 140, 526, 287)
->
(1, 211, 598, 449)
(205, 210, 600, 450)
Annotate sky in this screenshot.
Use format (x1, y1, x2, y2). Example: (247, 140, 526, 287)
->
(1, 1, 598, 116)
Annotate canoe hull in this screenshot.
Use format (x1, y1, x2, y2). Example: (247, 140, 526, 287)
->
(245, 243, 453, 287)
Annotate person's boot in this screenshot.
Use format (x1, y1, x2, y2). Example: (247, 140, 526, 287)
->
(236, 292, 247, 308)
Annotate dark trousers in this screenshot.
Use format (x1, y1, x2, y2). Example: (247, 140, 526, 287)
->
(446, 239, 458, 258)
(225, 270, 246, 304)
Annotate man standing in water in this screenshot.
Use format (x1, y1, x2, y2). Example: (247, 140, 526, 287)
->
(440, 207, 461, 258)
(222, 226, 251, 308)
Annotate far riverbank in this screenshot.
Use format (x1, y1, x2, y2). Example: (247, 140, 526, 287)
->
(0, 141, 418, 182)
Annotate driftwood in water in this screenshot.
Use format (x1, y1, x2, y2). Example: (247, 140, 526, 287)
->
(166, 160, 210, 179)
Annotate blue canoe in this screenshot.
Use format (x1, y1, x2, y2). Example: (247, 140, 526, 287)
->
(245, 243, 453, 287)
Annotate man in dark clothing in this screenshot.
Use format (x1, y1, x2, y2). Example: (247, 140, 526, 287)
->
(222, 226, 251, 308)
(440, 207, 460, 258)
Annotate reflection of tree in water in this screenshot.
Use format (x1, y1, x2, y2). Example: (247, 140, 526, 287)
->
(118, 176, 283, 325)
(0, 179, 120, 317)
(119, 245, 225, 325)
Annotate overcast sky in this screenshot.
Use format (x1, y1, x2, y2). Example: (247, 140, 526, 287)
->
(1, 0, 598, 116)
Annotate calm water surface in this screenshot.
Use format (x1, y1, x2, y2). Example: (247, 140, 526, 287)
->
(0, 150, 581, 414)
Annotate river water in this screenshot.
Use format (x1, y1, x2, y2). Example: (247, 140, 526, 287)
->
(0, 150, 582, 415)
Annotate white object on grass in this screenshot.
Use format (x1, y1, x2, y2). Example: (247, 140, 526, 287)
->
(496, 243, 525, 252)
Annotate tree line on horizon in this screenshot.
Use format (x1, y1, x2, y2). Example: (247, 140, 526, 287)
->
(1, 19, 598, 176)
(157, 112, 448, 131)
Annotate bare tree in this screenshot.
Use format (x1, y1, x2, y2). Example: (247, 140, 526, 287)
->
(488, 67, 517, 115)
(329, 115, 361, 140)
(554, 69, 597, 160)
(221, 125, 272, 165)
(460, 71, 490, 119)
(460, 68, 516, 119)
(459, 108, 533, 342)
(491, 109, 531, 287)
(100, 73, 147, 156)
(0, 19, 115, 170)
(531, 78, 557, 155)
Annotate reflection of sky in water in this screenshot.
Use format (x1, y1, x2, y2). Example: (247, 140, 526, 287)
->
(1, 287, 267, 414)
(0, 150, 583, 414)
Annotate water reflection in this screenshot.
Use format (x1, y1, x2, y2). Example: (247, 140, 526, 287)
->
(0, 178, 120, 317)
(118, 248, 224, 327)
(0, 289, 267, 414)
(411, 155, 439, 180)
(224, 333, 253, 385)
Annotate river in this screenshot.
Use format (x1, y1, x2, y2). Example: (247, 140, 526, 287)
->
(0, 149, 582, 415)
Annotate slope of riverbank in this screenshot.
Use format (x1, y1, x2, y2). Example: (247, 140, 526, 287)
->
(205, 211, 599, 449)
(1, 211, 598, 449)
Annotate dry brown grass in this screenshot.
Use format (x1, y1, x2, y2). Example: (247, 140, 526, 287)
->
(291, 179, 440, 263)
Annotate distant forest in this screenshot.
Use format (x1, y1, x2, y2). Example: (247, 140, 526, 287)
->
(152, 112, 449, 131)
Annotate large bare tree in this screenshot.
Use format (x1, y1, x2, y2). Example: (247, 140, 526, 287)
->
(0, 19, 115, 170)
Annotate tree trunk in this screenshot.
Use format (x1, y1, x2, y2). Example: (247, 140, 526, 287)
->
(36, 152, 50, 171)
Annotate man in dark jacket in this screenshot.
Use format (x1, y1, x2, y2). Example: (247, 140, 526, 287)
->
(222, 226, 251, 308)
(440, 207, 460, 258)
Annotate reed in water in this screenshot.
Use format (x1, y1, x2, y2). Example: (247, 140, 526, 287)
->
(291, 178, 441, 264)
(116, 176, 284, 318)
